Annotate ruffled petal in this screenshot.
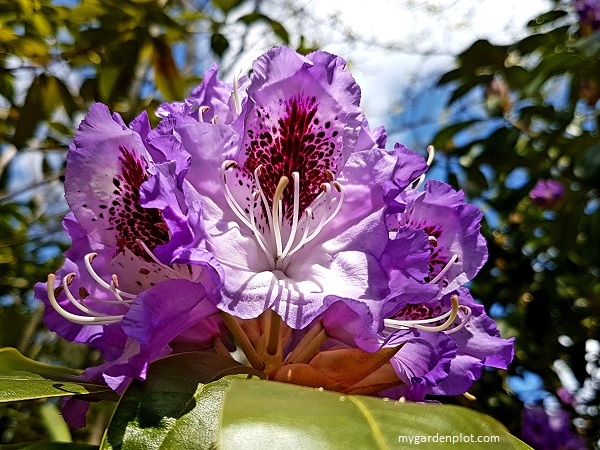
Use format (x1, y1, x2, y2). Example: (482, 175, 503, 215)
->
(427, 289, 515, 396)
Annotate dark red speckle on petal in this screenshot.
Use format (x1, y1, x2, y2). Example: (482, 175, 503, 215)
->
(243, 95, 342, 221)
(391, 303, 442, 321)
(106, 147, 169, 261)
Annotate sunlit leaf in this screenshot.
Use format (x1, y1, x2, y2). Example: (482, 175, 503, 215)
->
(101, 352, 265, 450)
(220, 379, 531, 449)
(0, 370, 114, 402)
(0, 347, 81, 375)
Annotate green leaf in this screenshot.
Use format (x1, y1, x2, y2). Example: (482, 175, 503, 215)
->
(152, 37, 183, 101)
(210, 32, 229, 57)
(0, 370, 114, 402)
(101, 352, 266, 450)
(0, 347, 81, 375)
(220, 379, 532, 449)
(527, 10, 568, 29)
(212, 0, 244, 13)
(433, 120, 479, 150)
(268, 18, 289, 44)
(39, 402, 72, 442)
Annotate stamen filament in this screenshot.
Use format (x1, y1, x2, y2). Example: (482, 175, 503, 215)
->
(266, 310, 282, 356)
(384, 295, 460, 332)
(198, 105, 210, 122)
(136, 240, 185, 280)
(280, 172, 300, 262)
(444, 305, 472, 334)
(412, 145, 435, 191)
(220, 311, 265, 370)
(272, 176, 289, 259)
(62, 274, 107, 317)
(429, 254, 459, 284)
(47, 275, 124, 325)
(249, 191, 276, 269)
(221, 161, 255, 231)
(253, 166, 275, 236)
(231, 72, 242, 117)
(84, 253, 136, 299)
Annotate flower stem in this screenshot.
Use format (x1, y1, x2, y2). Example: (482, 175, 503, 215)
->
(220, 311, 265, 370)
(266, 311, 281, 356)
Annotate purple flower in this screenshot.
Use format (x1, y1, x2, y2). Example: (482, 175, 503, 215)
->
(36, 46, 514, 415)
(522, 405, 586, 450)
(169, 47, 405, 330)
(529, 179, 564, 209)
(573, 0, 600, 34)
(35, 104, 224, 395)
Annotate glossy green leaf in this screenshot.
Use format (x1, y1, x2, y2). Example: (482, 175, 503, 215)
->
(101, 352, 266, 450)
(220, 379, 532, 450)
(0, 347, 81, 375)
(0, 370, 114, 402)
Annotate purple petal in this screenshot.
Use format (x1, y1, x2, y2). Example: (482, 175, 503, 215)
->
(427, 289, 514, 396)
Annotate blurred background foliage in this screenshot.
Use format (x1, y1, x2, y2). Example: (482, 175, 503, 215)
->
(1, 0, 600, 448)
(428, 1, 600, 448)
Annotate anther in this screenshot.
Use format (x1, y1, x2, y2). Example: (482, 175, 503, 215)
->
(326, 169, 335, 182)
(198, 106, 210, 122)
(428, 236, 438, 246)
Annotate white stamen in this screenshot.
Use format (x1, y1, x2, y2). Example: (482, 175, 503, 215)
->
(62, 274, 107, 317)
(221, 161, 276, 267)
(198, 106, 210, 122)
(253, 165, 275, 236)
(280, 172, 300, 261)
(231, 72, 243, 117)
(384, 294, 460, 332)
(210, 115, 218, 124)
(220, 161, 345, 269)
(271, 176, 289, 259)
(220, 161, 255, 230)
(428, 235, 438, 246)
(47, 274, 125, 325)
(429, 254, 459, 284)
(445, 305, 472, 334)
(84, 253, 136, 299)
(412, 145, 435, 191)
(250, 191, 276, 268)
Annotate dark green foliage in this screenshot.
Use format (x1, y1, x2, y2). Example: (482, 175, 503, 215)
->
(433, 1, 600, 446)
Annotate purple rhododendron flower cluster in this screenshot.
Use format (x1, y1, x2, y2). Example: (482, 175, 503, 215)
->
(35, 47, 514, 425)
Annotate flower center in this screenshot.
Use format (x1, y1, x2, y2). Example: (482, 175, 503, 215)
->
(221, 161, 344, 270)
